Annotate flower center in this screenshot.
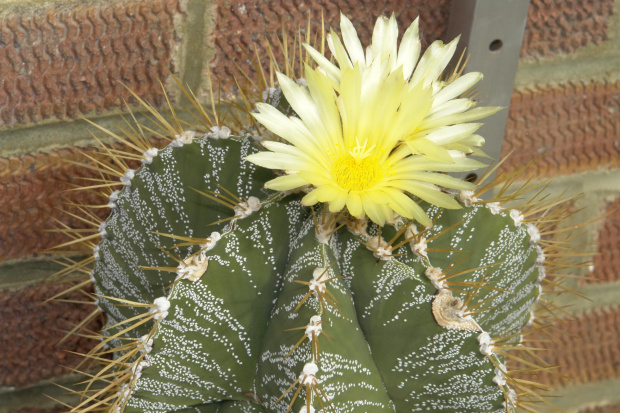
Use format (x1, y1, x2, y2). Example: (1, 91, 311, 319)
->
(332, 139, 385, 191)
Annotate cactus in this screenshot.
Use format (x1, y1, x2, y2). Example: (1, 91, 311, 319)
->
(51, 12, 585, 413)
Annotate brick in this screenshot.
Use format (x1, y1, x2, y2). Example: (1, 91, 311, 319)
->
(585, 198, 620, 284)
(0, 147, 108, 261)
(521, 0, 614, 61)
(510, 307, 620, 388)
(211, 0, 450, 94)
(0, 283, 103, 388)
(0, 0, 183, 127)
(0, 136, 169, 261)
(501, 80, 620, 177)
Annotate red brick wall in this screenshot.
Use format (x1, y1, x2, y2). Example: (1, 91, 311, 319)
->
(0, 0, 183, 126)
(1, 0, 619, 410)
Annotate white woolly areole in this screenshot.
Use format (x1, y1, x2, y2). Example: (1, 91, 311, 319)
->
(537, 265, 546, 282)
(300, 362, 319, 384)
(412, 237, 428, 259)
(93, 245, 100, 260)
(313, 267, 327, 281)
(492, 367, 507, 386)
(527, 223, 541, 244)
(367, 236, 392, 260)
(299, 407, 315, 413)
(120, 169, 135, 187)
(425, 266, 445, 289)
(374, 245, 393, 260)
(458, 190, 480, 207)
(347, 217, 369, 237)
(315, 219, 335, 244)
(116, 383, 132, 407)
(310, 268, 328, 294)
(150, 297, 170, 320)
(405, 225, 418, 239)
(203, 232, 221, 252)
(209, 125, 231, 140)
(138, 334, 153, 353)
(296, 77, 308, 87)
(477, 331, 494, 356)
(309, 279, 326, 294)
(535, 245, 545, 264)
(141, 147, 158, 164)
(486, 202, 502, 215)
(305, 315, 322, 341)
(131, 359, 151, 381)
(108, 190, 120, 209)
(174, 130, 197, 145)
(234, 196, 261, 218)
(503, 387, 518, 409)
(510, 209, 524, 226)
(98, 221, 107, 237)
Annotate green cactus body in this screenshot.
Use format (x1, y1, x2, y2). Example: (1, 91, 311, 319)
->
(88, 131, 545, 413)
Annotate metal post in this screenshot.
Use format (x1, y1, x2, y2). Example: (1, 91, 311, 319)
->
(446, 0, 531, 184)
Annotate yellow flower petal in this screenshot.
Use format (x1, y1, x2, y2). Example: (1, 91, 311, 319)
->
(346, 192, 364, 217)
(339, 13, 365, 65)
(265, 174, 308, 191)
(246, 13, 498, 226)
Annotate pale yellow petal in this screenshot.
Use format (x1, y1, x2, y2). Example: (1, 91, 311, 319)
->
(245, 152, 303, 171)
(303, 43, 342, 83)
(410, 36, 459, 87)
(383, 81, 432, 147)
(388, 172, 475, 190)
(297, 169, 334, 188)
(328, 30, 353, 70)
(276, 72, 337, 155)
(304, 65, 343, 145)
(432, 72, 483, 107)
(346, 191, 363, 217)
(338, 65, 363, 143)
(264, 174, 308, 191)
(421, 106, 503, 129)
(252, 103, 316, 153)
(379, 189, 431, 227)
(396, 17, 420, 80)
(370, 15, 398, 69)
(427, 98, 473, 118)
(360, 193, 387, 226)
(340, 13, 365, 65)
(302, 185, 343, 206)
(397, 181, 462, 209)
(406, 138, 454, 163)
(424, 124, 481, 145)
(328, 194, 347, 212)
(390, 156, 486, 173)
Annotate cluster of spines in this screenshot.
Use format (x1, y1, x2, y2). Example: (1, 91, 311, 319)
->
(272, 210, 347, 413)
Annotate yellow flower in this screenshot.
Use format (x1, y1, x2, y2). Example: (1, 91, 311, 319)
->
(246, 14, 499, 227)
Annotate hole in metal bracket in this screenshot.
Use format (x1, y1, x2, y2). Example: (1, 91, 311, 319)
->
(489, 39, 503, 52)
(465, 173, 478, 183)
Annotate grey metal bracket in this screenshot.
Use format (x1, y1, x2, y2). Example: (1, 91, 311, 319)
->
(446, 0, 531, 185)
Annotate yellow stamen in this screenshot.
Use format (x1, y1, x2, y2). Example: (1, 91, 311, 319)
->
(332, 139, 386, 191)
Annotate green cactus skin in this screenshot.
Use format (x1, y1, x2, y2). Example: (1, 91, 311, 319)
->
(87, 130, 546, 413)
